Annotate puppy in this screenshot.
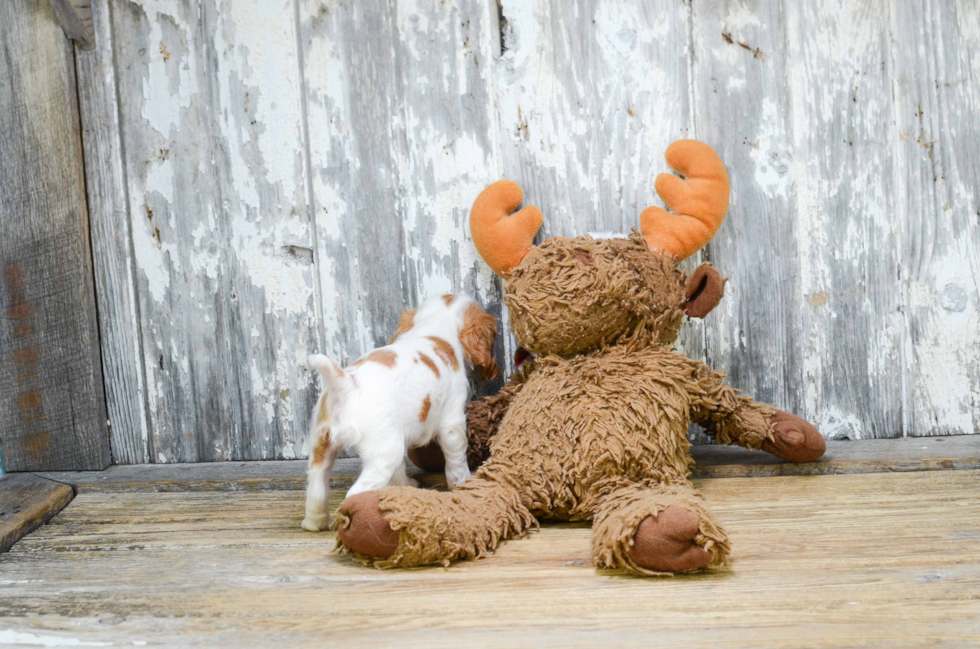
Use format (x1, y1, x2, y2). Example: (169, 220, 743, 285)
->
(301, 293, 498, 532)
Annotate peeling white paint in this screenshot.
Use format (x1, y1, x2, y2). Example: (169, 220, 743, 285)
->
(92, 0, 979, 465)
(140, 3, 198, 139)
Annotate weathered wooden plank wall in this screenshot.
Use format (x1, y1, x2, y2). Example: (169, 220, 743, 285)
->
(72, 0, 978, 464)
(0, 0, 111, 471)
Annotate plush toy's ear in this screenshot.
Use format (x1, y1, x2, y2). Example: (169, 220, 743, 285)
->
(684, 263, 725, 318)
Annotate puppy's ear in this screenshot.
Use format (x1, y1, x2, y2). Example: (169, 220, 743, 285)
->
(388, 308, 417, 344)
(460, 303, 499, 381)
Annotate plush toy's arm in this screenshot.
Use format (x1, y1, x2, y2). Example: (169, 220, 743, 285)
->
(689, 362, 825, 462)
(407, 361, 536, 472)
(463, 361, 536, 467)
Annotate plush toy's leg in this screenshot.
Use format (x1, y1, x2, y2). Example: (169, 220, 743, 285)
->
(334, 475, 535, 568)
(591, 481, 729, 576)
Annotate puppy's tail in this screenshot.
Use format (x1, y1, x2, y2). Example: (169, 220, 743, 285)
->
(308, 354, 354, 396)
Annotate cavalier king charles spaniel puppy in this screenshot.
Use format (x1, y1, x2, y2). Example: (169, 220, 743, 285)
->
(301, 293, 498, 532)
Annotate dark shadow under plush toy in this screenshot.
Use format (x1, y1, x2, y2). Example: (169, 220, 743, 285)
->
(335, 140, 825, 575)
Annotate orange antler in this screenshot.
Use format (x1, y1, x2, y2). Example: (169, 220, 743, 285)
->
(470, 180, 543, 277)
(640, 140, 730, 260)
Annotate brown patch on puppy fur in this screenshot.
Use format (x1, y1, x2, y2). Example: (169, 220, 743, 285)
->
(352, 349, 398, 368)
(388, 308, 417, 344)
(317, 393, 329, 425)
(311, 431, 331, 467)
(426, 336, 459, 370)
(459, 303, 499, 381)
(442, 294, 455, 306)
(417, 352, 440, 378)
(419, 395, 431, 422)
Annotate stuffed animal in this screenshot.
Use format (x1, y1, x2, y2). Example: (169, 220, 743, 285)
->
(334, 140, 826, 575)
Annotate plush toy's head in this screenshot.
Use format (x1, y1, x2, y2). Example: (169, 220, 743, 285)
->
(471, 140, 730, 357)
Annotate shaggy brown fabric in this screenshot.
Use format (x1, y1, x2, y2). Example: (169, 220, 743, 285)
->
(505, 233, 687, 357)
(407, 364, 535, 472)
(336, 224, 824, 576)
(336, 477, 536, 569)
(763, 410, 827, 462)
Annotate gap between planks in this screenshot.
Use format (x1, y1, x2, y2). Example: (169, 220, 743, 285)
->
(32, 435, 980, 494)
(0, 473, 74, 552)
(1, 470, 978, 647)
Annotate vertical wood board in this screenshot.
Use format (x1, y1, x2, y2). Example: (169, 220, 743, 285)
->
(783, 0, 904, 439)
(891, 0, 980, 437)
(690, 0, 807, 435)
(0, 0, 110, 471)
(75, 0, 151, 464)
(74, 0, 979, 462)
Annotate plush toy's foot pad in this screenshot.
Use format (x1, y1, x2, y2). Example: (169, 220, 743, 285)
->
(336, 492, 398, 558)
(629, 506, 712, 573)
(762, 410, 826, 463)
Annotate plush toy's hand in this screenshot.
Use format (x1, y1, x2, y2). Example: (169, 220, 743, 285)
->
(761, 410, 826, 463)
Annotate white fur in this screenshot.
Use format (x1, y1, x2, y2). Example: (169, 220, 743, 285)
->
(301, 294, 484, 532)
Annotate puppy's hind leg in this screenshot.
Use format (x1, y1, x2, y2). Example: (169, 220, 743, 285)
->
(302, 427, 339, 532)
(438, 416, 471, 489)
(347, 445, 405, 498)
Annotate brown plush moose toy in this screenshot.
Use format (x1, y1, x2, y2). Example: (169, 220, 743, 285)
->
(335, 140, 826, 575)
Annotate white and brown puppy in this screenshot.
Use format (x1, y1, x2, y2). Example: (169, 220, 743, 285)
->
(301, 294, 498, 532)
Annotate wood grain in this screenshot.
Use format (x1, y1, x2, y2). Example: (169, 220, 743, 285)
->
(785, 0, 903, 440)
(72, 0, 979, 463)
(892, 0, 980, 438)
(32, 435, 980, 493)
(48, 0, 95, 50)
(0, 473, 74, 552)
(104, 0, 323, 462)
(75, 0, 150, 464)
(0, 0, 110, 471)
(690, 0, 804, 433)
(300, 0, 507, 391)
(2, 470, 978, 646)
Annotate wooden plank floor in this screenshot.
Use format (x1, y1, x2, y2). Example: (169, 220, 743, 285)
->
(1, 471, 978, 647)
(33, 435, 980, 494)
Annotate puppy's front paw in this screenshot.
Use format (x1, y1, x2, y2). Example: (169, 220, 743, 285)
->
(445, 465, 471, 490)
(301, 513, 331, 532)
